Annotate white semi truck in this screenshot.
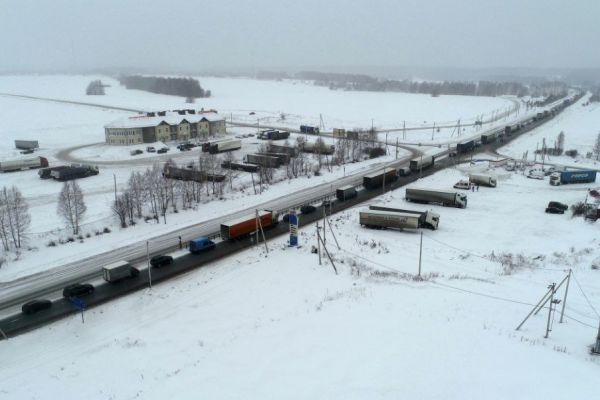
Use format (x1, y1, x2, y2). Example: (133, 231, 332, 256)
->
(469, 174, 497, 187)
(368, 205, 440, 230)
(405, 188, 467, 208)
(0, 156, 48, 172)
(360, 208, 439, 231)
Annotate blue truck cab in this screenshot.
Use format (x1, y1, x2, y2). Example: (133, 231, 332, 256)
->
(189, 237, 216, 253)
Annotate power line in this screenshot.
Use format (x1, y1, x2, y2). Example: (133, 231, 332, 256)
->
(571, 271, 600, 318)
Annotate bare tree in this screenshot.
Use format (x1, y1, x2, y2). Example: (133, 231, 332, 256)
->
(112, 193, 129, 228)
(0, 186, 30, 250)
(594, 132, 600, 161)
(127, 171, 146, 219)
(58, 181, 86, 235)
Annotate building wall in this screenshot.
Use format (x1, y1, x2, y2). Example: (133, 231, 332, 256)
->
(105, 127, 144, 145)
(104, 117, 226, 145)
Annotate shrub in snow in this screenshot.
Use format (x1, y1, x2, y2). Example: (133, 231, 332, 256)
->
(66, 237, 75, 243)
(570, 202, 585, 217)
(85, 233, 91, 238)
(103, 227, 111, 234)
(565, 149, 578, 158)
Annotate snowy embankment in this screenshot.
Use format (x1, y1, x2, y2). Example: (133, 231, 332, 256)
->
(0, 159, 598, 399)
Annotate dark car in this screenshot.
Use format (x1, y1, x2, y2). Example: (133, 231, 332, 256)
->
(20, 149, 35, 154)
(62, 283, 95, 298)
(157, 147, 169, 154)
(300, 205, 316, 214)
(22, 299, 52, 315)
(548, 201, 568, 211)
(545, 207, 565, 214)
(150, 255, 174, 268)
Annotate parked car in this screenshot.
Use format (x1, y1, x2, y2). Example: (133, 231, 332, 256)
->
(130, 149, 143, 156)
(548, 201, 568, 211)
(21, 299, 52, 315)
(151, 255, 174, 268)
(545, 206, 565, 214)
(20, 149, 35, 154)
(157, 147, 169, 154)
(62, 283, 94, 298)
(453, 180, 471, 190)
(146, 146, 156, 152)
(527, 170, 545, 180)
(300, 205, 316, 214)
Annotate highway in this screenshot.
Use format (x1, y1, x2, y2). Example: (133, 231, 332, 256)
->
(0, 97, 577, 338)
(0, 91, 579, 338)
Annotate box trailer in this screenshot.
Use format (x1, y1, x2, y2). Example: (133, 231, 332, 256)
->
(221, 161, 260, 173)
(336, 185, 357, 201)
(409, 155, 434, 172)
(14, 140, 39, 150)
(368, 205, 440, 230)
(456, 140, 474, 154)
(363, 168, 397, 189)
(301, 142, 335, 155)
(245, 154, 281, 168)
(256, 152, 290, 165)
(359, 210, 423, 231)
(549, 170, 597, 186)
(469, 174, 497, 188)
(405, 188, 467, 208)
(481, 131, 498, 144)
(0, 156, 48, 172)
(332, 128, 346, 138)
(102, 260, 139, 283)
(300, 125, 319, 134)
(267, 143, 299, 157)
(208, 140, 242, 154)
(50, 165, 99, 181)
(220, 210, 278, 240)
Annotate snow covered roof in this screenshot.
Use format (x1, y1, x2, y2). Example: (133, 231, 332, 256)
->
(105, 111, 225, 129)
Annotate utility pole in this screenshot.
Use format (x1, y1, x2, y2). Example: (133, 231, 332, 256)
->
(395, 138, 399, 159)
(431, 122, 435, 141)
(113, 173, 118, 205)
(418, 231, 423, 277)
(146, 240, 152, 289)
(316, 222, 322, 265)
(593, 321, 600, 354)
(559, 269, 571, 323)
(545, 283, 556, 339)
(382, 165, 386, 195)
(385, 132, 389, 155)
(322, 207, 326, 245)
(403, 120, 406, 140)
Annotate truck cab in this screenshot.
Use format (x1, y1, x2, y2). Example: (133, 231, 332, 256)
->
(456, 193, 468, 208)
(549, 172, 562, 185)
(189, 237, 216, 253)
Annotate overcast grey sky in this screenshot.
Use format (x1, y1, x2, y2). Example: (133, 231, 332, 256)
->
(1, 0, 598, 73)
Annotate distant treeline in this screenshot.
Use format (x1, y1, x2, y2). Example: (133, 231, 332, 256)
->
(589, 87, 600, 103)
(119, 75, 211, 98)
(255, 70, 567, 98)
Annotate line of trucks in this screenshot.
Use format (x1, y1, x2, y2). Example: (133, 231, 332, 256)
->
(0, 156, 100, 182)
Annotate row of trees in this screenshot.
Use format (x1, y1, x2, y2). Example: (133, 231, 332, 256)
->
(294, 70, 568, 98)
(119, 75, 211, 99)
(0, 181, 87, 254)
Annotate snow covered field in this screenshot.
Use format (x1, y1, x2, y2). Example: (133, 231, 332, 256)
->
(0, 78, 598, 398)
(0, 154, 598, 399)
(0, 75, 516, 278)
(0, 74, 515, 131)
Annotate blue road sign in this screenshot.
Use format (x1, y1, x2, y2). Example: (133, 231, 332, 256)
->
(289, 211, 298, 246)
(68, 297, 86, 311)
